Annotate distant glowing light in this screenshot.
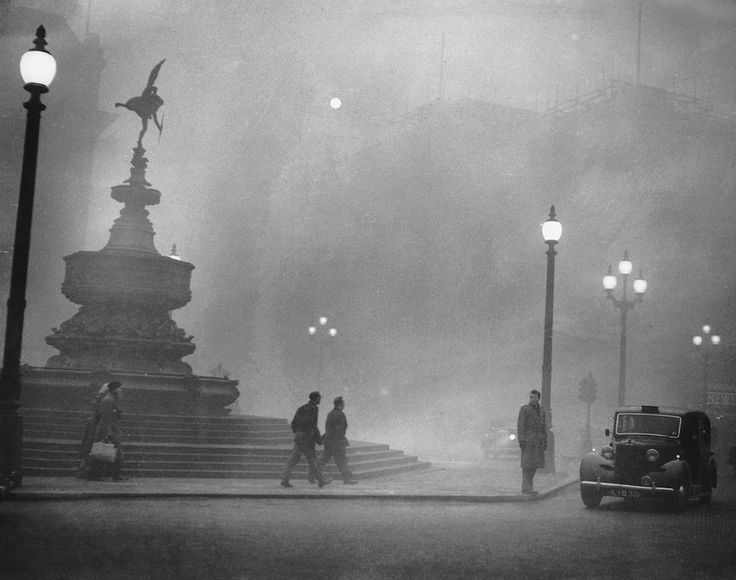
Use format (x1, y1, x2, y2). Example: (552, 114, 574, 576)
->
(330, 97, 342, 109)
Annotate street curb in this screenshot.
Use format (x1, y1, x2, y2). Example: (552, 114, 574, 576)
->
(6, 477, 580, 503)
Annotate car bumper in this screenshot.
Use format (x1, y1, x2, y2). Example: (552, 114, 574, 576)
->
(581, 479, 677, 498)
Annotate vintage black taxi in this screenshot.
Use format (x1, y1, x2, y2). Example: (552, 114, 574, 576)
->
(579, 406, 717, 508)
(481, 425, 518, 460)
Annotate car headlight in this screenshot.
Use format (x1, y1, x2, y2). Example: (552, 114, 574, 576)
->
(646, 449, 660, 463)
(600, 446, 614, 460)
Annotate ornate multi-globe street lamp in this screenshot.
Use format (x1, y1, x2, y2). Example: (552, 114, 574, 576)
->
(0, 26, 57, 492)
(308, 317, 337, 392)
(692, 324, 721, 407)
(541, 206, 561, 473)
(603, 250, 647, 407)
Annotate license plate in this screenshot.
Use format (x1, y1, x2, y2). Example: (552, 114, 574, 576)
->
(609, 488, 641, 498)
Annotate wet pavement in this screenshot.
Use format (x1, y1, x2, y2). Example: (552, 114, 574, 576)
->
(8, 459, 578, 502)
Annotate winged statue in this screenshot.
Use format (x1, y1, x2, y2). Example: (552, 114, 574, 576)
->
(115, 59, 166, 146)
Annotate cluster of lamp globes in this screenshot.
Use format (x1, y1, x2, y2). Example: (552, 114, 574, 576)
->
(308, 317, 337, 338)
(693, 325, 721, 348)
(603, 252, 648, 297)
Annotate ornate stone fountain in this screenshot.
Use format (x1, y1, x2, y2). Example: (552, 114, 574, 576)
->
(22, 61, 238, 415)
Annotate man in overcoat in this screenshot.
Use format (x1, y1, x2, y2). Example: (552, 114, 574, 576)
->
(280, 391, 331, 488)
(517, 389, 547, 494)
(322, 396, 357, 484)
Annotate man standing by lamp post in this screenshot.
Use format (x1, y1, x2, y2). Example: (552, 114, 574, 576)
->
(518, 389, 547, 494)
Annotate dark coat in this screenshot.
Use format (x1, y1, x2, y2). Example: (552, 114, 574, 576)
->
(323, 408, 349, 450)
(290, 401, 322, 445)
(93, 392, 122, 447)
(517, 403, 547, 469)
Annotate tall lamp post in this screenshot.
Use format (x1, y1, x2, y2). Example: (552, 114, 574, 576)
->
(692, 325, 721, 407)
(603, 250, 647, 407)
(0, 26, 57, 492)
(308, 317, 337, 392)
(541, 205, 561, 473)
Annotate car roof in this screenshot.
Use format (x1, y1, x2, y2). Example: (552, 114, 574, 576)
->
(615, 406, 705, 418)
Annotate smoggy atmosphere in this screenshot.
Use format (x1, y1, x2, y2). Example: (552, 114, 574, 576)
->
(3, 0, 736, 461)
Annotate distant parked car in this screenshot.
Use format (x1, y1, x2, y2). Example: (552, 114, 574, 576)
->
(481, 425, 518, 460)
(579, 406, 717, 509)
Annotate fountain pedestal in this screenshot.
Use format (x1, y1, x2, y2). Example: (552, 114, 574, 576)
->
(28, 145, 238, 415)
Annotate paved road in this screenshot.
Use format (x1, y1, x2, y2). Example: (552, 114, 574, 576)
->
(1, 474, 735, 579)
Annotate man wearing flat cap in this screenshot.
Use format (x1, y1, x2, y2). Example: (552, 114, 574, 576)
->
(322, 396, 357, 484)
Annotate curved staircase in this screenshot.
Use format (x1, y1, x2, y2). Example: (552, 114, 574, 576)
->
(21, 408, 431, 480)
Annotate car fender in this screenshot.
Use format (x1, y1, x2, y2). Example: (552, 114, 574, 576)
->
(580, 452, 614, 483)
(656, 459, 691, 489)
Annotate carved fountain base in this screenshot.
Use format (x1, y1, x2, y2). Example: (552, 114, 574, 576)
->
(21, 365, 238, 416)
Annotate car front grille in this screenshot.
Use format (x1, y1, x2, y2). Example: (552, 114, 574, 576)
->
(613, 440, 678, 484)
(614, 445, 648, 482)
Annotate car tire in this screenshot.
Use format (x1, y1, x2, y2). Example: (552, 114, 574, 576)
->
(671, 475, 690, 509)
(699, 469, 714, 506)
(580, 486, 601, 509)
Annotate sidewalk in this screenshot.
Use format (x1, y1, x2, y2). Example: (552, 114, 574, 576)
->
(8, 461, 579, 503)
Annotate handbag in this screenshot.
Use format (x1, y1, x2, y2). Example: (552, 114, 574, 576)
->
(89, 440, 117, 463)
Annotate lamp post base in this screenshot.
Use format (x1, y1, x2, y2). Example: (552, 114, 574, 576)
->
(0, 407, 23, 492)
(540, 430, 556, 474)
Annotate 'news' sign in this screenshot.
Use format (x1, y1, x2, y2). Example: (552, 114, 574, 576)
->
(707, 391, 736, 407)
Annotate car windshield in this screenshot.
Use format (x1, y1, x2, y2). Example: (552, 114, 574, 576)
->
(615, 413, 681, 437)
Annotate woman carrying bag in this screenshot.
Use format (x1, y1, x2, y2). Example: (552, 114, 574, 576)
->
(76, 383, 109, 478)
(87, 381, 127, 481)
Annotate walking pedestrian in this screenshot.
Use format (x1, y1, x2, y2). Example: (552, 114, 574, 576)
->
(322, 396, 357, 484)
(76, 382, 110, 478)
(280, 391, 331, 488)
(87, 381, 126, 481)
(517, 389, 547, 494)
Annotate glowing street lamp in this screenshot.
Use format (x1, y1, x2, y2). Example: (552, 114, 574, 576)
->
(603, 250, 647, 407)
(0, 26, 56, 493)
(308, 317, 337, 391)
(692, 325, 721, 407)
(540, 205, 561, 473)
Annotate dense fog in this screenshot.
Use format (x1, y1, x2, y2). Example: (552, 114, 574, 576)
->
(8, 0, 736, 461)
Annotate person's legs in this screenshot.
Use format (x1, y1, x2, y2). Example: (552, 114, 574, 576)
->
(110, 448, 125, 481)
(87, 458, 104, 481)
(522, 467, 536, 493)
(281, 442, 302, 486)
(77, 421, 95, 478)
(304, 446, 330, 486)
(311, 447, 333, 483)
(333, 446, 355, 483)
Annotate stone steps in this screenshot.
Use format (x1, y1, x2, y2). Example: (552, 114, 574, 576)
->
(21, 408, 431, 480)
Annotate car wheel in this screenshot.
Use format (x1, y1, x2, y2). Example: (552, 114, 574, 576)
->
(671, 476, 690, 508)
(699, 472, 713, 505)
(580, 486, 601, 509)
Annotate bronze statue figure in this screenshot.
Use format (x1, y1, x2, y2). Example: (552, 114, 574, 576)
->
(115, 59, 166, 146)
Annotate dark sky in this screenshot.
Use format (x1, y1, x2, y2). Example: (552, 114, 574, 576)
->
(13, 0, 736, 459)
